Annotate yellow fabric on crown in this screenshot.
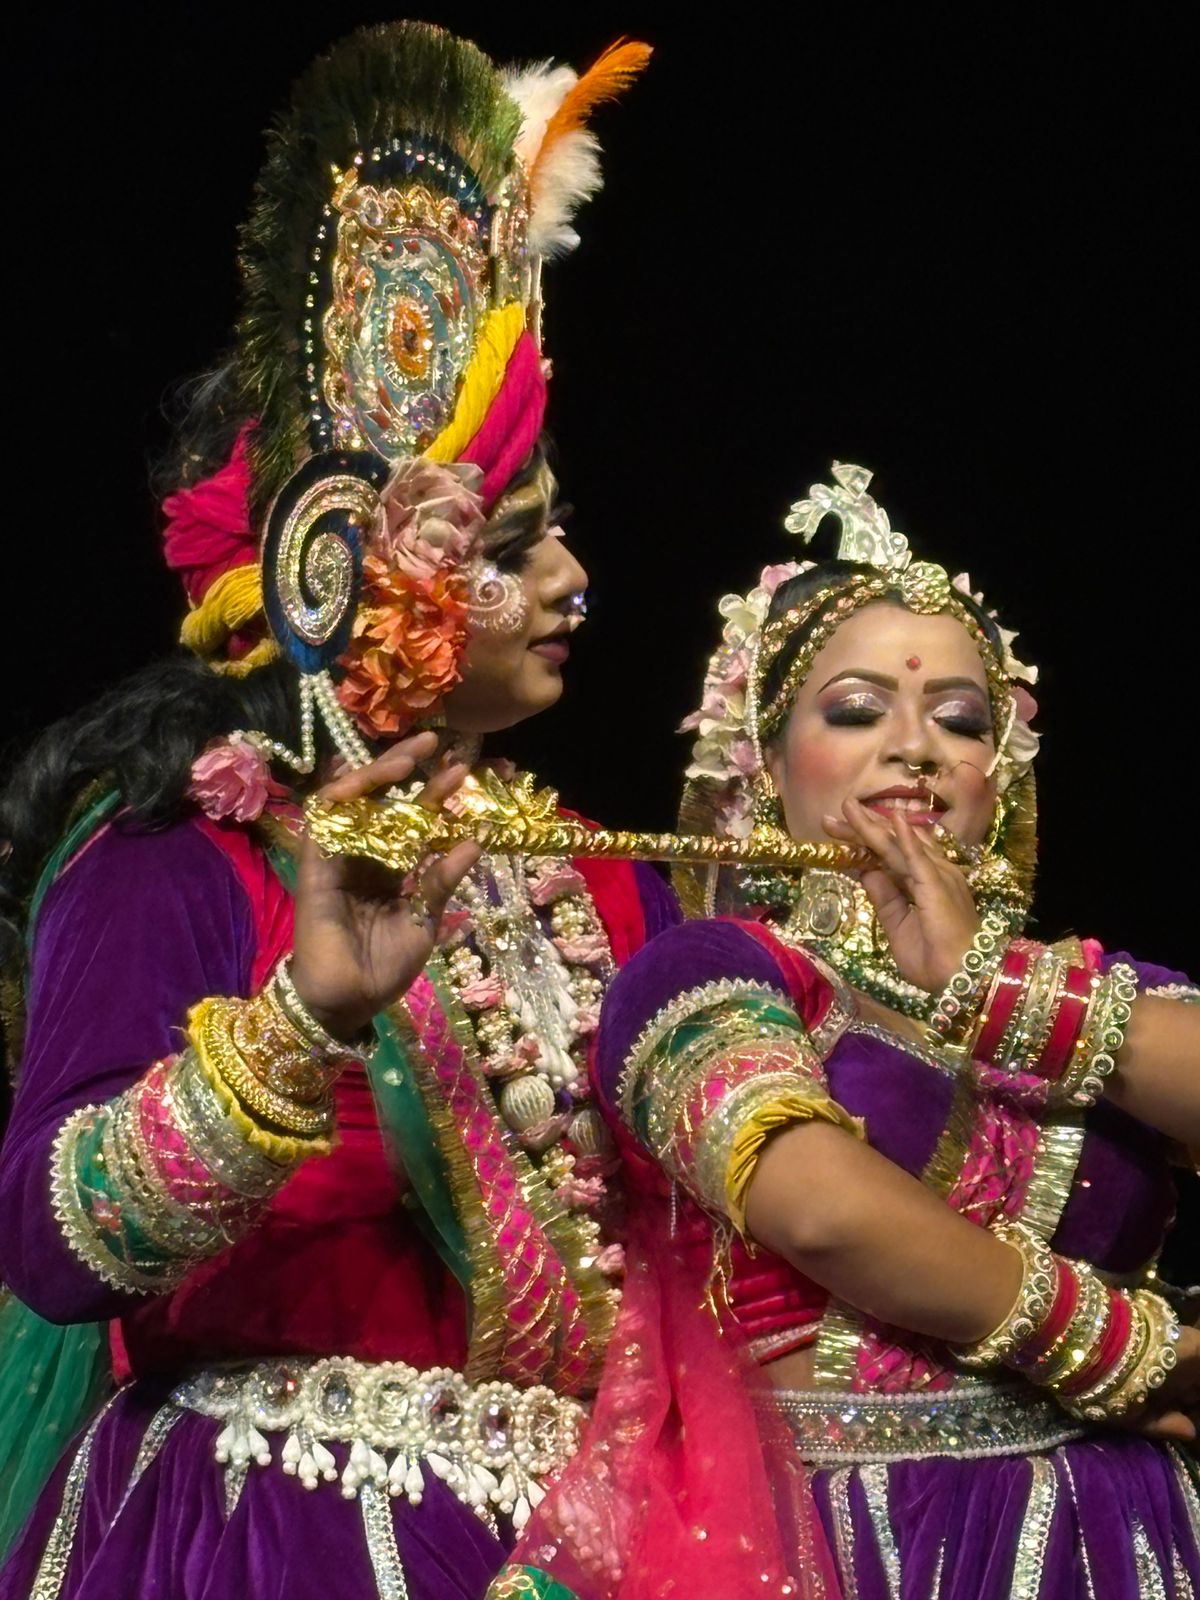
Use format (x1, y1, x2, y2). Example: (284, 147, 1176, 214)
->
(423, 302, 526, 464)
(180, 564, 266, 657)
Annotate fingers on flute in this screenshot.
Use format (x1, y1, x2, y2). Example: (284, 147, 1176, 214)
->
(415, 758, 471, 812)
(420, 841, 482, 910)
(318, 731, 439, 803)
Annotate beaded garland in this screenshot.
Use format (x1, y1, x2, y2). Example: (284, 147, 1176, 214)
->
(435, 849, 620, 1260)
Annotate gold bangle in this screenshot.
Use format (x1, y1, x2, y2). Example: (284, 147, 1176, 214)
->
(956, 1222, 1057, 1369)
(271, 958, 370, 1058)
(190, 998, 334, 1139)
(924, 912, 1011, 1051)
(193, 1046, 331, 1164)
(1049, 962, 1138, 1110)
(1063, 1288, 1179, 1422)
(1027, 1266, 1110, 1390)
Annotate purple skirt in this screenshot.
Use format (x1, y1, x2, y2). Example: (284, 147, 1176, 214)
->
(1, 1383, 509, 1600)
(811, 1436, 1199, 1600)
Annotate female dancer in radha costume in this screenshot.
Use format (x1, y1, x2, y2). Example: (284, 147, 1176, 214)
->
(492, 463, 1199, 1600)
(0, 23, 667, 1600)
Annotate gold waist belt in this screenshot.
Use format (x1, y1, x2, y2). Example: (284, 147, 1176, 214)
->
(769, 1380, 1086, 1466)
(173, 1356, 585, 1527)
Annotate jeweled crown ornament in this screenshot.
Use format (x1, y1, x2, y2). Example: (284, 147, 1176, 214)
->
(784, 461, 953, 616)
(168, 24, 649, 768)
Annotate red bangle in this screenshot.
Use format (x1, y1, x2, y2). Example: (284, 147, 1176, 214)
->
(1011, 1260, 1078, 1372)
(1034, 966, 1094, 1081)
(1058, 1289, 1129, 1398)
(974, 946, 1034, 1062)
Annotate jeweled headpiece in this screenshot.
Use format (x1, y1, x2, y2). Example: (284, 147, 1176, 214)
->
(678, 462, 1041, 919)
(162, 23, 648, 761)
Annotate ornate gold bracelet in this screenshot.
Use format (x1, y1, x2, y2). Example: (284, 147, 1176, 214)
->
(189, 994, 338, 1140)
(956, 1221, 1057, 1369)
(924, 911, 1011, 1050)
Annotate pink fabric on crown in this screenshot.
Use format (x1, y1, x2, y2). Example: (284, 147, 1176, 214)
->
(161, 425, 257, 606)
(459, 333, 548, 508)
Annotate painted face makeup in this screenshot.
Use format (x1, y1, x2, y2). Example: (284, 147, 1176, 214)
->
(764, 602, 999, 850)
(442, 462, 590, 733)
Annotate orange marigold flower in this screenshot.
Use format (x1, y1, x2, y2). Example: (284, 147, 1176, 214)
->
(336, 556, 470, 739)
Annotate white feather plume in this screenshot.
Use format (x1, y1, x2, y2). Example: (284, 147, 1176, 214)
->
(504, 61, 575, 166)
(503, 61, 604, 259)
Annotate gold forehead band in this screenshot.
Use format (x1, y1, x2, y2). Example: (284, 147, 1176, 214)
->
(754, 567, 1011, 746)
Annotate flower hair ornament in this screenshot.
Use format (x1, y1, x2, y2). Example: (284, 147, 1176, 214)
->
(677, 462, 1041, 932)
(162, 24, 650, 776)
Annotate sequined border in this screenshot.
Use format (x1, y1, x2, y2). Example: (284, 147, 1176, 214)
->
(770, 1381, 1084, 1465)
(360, 1481, 412, 1600)
(826, 1467, 860, 1600)
(115, 1403, 184, 1515)
(1009, 1454, 1057, 1600)
(29, 1394, 120, 1600)
(1131, 1517, 1169, 1600)
(858, 1464, 902, 1600)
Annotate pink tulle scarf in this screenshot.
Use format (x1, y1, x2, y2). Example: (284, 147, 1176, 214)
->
(501, 1153, 842, 1599)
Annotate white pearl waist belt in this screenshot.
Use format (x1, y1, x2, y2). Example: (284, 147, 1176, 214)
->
(173, 1356, 585, 1529)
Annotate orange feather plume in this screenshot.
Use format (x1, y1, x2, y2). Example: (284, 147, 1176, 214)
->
(528, 39, 652, 196)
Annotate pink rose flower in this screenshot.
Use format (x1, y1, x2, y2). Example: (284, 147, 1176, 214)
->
(513, 1035, 545, 1067)
(376, 459, 485, 578)
(595, 1243, 626, 1278)
(554, 1174, 606, 1210)
(729, 737, 759, 776)
(554, 934, 610, 966)
(460, 974, 505, 1009)
(527, 860, 588, 906)
(571, 1005, 600, 1038)
(187, 735, 287, 823)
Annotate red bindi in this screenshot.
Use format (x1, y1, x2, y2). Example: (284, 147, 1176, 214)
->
(905, 655, 922, 671)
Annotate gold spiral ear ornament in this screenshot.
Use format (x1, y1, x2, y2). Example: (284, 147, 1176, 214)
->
(262, 450, 389, 674)
(303, 769, 871, 877)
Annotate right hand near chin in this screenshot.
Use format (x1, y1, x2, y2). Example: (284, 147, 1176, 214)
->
(1125, 1321, 1199, 1444)
(289, 731, 481, 1043)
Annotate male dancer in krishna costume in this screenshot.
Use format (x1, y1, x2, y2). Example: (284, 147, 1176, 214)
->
(0, 23, 667, 1599)
(493, 465, 1199, 1599)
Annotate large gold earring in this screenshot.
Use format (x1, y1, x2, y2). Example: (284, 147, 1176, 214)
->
(739, 770, 800, 915)
(965, 780, 1035, 930)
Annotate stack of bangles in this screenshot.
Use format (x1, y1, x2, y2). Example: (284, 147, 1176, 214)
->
(188, 961, 366, 1163)
(958, 1222, 1180, 1423)
(925, 912, 1139, 1109)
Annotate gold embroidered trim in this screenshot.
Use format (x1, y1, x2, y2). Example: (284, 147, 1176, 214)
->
(617, 978, 790, 1129)
(812, 1300, 866, 1390)
(921, 1080, 979, 1200)
(1020, 1116, 1086, 1240)
(725, 1082, 863, 1234)
(50, 1106, 182, 1295)
(859, 1463, 902, 1600)
(1009, 1454, 1058, 1600)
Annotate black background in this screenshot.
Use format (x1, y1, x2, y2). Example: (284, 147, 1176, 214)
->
(5, 8, 1196, 1262)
